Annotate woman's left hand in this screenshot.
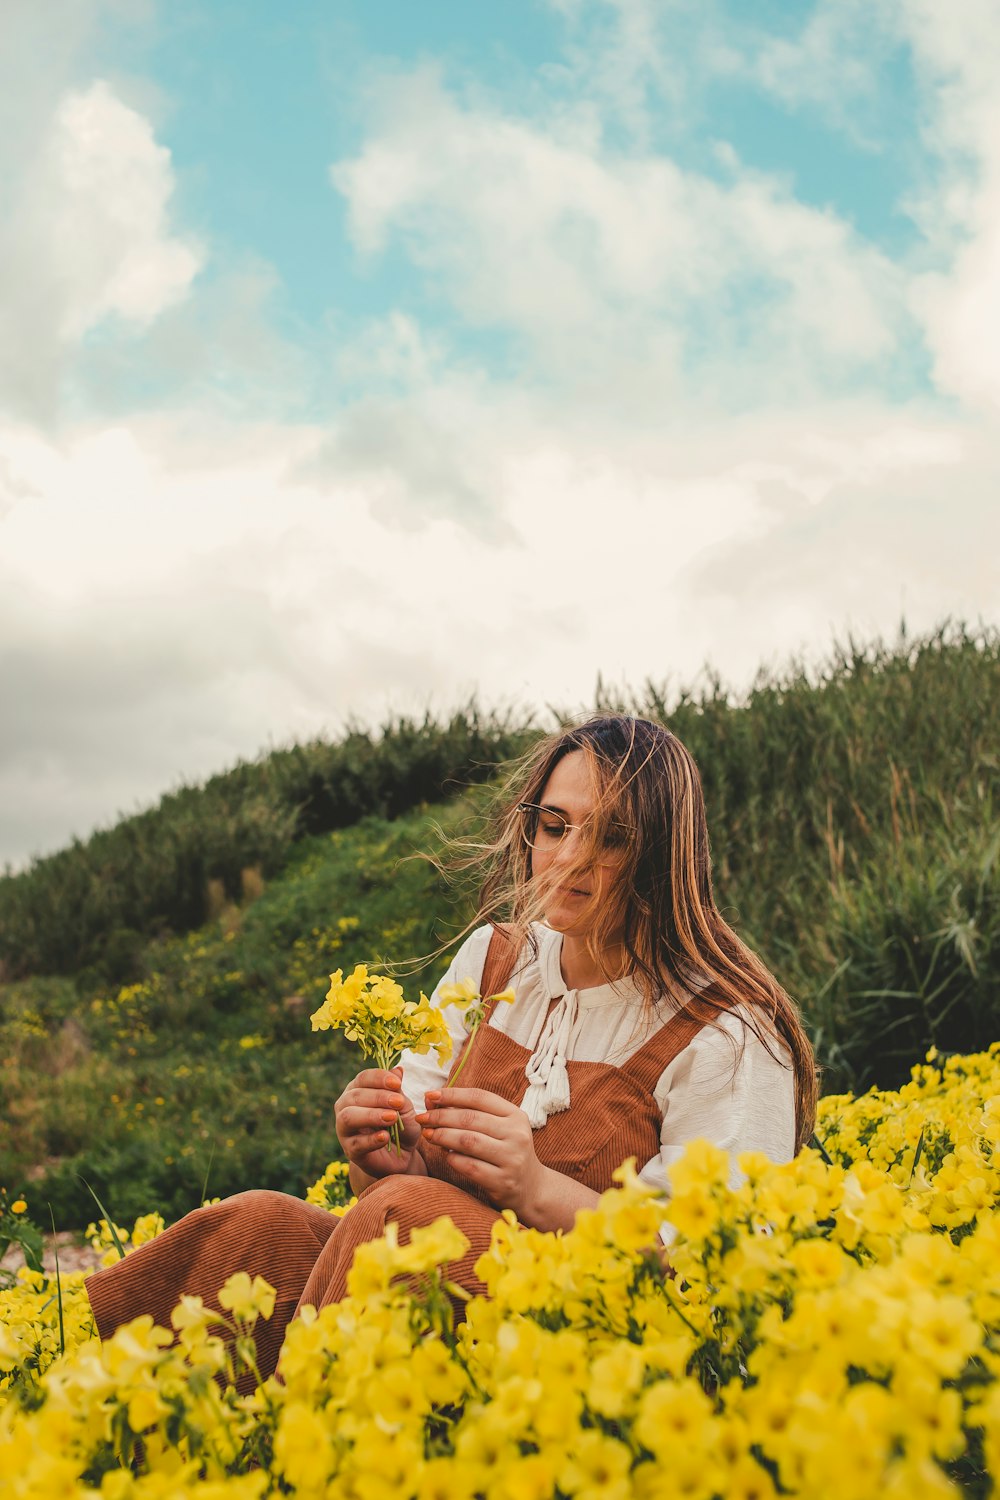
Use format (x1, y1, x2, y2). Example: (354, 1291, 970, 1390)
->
(416, 1087, 543, 1219)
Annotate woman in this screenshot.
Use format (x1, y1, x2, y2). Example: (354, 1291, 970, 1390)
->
(87, 715, 817, 1382)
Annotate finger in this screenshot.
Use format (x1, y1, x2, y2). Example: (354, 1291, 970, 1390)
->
(425, 1087, 517, 1116)
(439, 1152, 497, 1185)
(338, 1104, 406, 1137)
(351, 1129, 393, 1157)
(420, 1126, 507, 1167)
(340, 1083, 408, 1114)
(354, 1069, 408, 1095)
(416, 1106, 509, 1140)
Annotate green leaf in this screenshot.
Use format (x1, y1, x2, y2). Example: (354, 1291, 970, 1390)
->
(48, 1206, 65, 1358)
(17, 1222, 44, 1275)
(77, 1176, 127, 1260)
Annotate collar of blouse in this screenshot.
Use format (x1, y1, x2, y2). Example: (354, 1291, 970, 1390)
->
(519, 925, 647, 1127)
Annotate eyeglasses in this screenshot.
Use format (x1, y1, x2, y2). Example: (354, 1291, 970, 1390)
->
(517, 802, 630, 857)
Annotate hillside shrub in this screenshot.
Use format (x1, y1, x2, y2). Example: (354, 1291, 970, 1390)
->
(808, 818, 1000, 1093)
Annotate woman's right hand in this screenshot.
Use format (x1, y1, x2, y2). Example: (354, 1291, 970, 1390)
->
(334, 1066, 423, 1179)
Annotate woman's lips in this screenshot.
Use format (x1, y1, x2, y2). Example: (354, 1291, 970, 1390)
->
(558, 886, 591, 898)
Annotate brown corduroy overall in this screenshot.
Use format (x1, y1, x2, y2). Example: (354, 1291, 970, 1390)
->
(86, 929, 725, 1382)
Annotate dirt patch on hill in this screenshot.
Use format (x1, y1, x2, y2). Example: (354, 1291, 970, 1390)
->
(1, 1231, 102, 1279)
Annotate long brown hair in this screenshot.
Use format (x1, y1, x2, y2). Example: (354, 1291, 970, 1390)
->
(455, 714, 818, 1152)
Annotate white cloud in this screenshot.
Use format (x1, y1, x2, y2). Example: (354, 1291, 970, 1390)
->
(0, 78, 202, 422)
(0, 0, 123, 185)
(898, 2, 1000, 413)
(295, 371, 523, 536)
(333, 311, 459, 398)
(687, 438, 1000, 684)
(915, 215, 1000, 412)
(544, 0, 693, 147)
(52, 83, 199, 333)
(718, 0, 1000, 414)
(2, 381, 995, 865)
(79, 254, 315, 420)
(331, 69, 904, 405)
(742, 0, 900, 142)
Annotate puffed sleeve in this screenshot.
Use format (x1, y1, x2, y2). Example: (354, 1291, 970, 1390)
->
(398, 925, 494, 1113)
(637, 1008, 796, 1215)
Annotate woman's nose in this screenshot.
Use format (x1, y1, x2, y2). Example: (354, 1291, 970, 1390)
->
(553, 827, 586, 865)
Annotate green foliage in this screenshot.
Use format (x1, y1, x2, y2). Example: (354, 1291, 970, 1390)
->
(806, 818, 1000, 1093)
(1, 622, 998, 1227)
(0, 1189, 44, 1282)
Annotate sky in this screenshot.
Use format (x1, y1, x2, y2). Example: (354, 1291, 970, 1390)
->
(1, 0, 998, 868)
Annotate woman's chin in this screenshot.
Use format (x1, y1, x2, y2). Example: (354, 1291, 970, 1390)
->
(542, 903, 590, 936)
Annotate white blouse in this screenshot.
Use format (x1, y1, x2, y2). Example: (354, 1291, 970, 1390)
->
(401, 923, 796, 1201)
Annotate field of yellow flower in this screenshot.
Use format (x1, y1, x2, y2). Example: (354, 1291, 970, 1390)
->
(2, 1044, 999, 1498)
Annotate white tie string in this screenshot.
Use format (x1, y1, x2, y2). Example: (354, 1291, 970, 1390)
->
(521, 989, 577, 1128)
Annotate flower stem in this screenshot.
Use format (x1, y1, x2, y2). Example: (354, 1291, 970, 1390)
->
(376, 1044, 404, 1154)
(447, 1005, 486, 1088)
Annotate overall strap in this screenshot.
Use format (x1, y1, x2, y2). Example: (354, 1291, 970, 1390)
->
(479, 923, 520, 1015)
(440, 924, 522, 1094)
(624, 989, 734, 1095)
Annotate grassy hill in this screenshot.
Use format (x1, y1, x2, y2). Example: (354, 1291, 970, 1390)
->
(1, 623, 997, 1228)
(0, 801, 474, 1227)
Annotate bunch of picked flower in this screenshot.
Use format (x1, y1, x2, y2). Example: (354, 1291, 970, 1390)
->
(310, 963, 516, 1148)
(311, 965, 454, 1148)
(310, 964, 454, 1070)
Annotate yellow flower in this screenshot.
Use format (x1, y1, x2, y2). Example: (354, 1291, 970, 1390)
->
(126, 1385, 167, 1432)
(217, 1271, 277, 1322)
(10, 1199, 26, 1215)
(439, 976, 480, 1007)
(368, 976, 406, 1019)
(667, 1137, 731, 1196)
(396, 1215, 470, 1273)
(273, 1401, 334, 1490)
(634, 1378, 715, 1458)
(901, 1290, 984, 1378)
(416, 1454, 486, 1500)
(786, 1237, 851, 1289)
(721, 1452, 780, 1499)
(666, 1185, 720, 1242)
(558, 1428, 632, 1499)
(312, 962, 456, 1073)
(586, 1341, 645, 1417)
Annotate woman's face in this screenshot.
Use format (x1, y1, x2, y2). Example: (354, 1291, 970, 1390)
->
(528, 750, 627, 943)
